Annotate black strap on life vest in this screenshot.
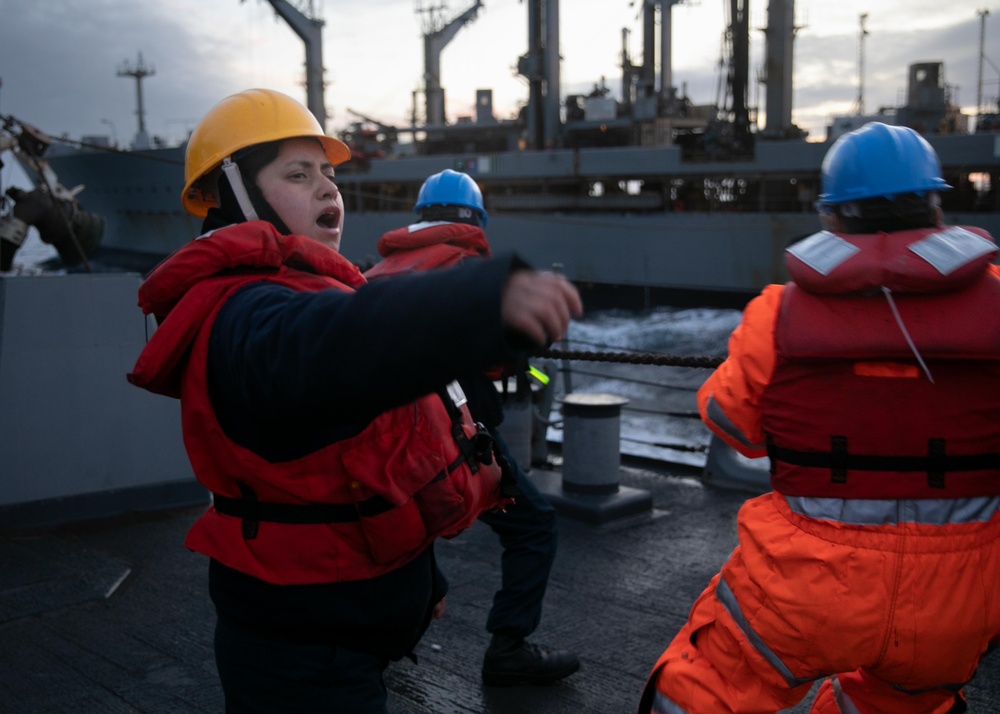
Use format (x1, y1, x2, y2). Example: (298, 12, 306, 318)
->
(437, 387, 519, 499)
(437, 388, 496, 474)
(217, 390, 504, 540)
(767, 436, 1000, 489)
(213, 481, 396, 540)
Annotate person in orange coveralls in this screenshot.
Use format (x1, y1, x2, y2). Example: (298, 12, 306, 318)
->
(639, 122, 1000, 714)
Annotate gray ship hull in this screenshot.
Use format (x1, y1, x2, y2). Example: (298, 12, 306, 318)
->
(39, 133, 1000, 298)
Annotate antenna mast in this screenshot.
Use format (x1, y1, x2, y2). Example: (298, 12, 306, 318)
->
(977, 8, 990, 117)
(853, 13, 869, 115)
(117, 52, 155, 149)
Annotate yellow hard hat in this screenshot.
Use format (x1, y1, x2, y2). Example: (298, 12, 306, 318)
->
(181, 88, 352, 218)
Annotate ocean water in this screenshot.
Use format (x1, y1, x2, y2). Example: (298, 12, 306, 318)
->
(544, 305, 744, 468)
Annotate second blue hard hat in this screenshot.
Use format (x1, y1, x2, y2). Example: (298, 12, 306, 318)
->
(414, 169, 488, 226)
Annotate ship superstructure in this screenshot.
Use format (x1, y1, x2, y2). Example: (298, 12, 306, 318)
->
(20, 0, 1000, 306)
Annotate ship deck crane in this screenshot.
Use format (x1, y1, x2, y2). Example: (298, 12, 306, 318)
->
(347, 109, 399, 133)
(256, 0, 327, 130)
(416, 1, 484, 126)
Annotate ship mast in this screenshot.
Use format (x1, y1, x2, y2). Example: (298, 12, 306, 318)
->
(117, 53, 155, 150)
(658, 1, 687, 102)
(853, 13, 869, 115)
(760, 0, 805, 139)
(727, 0, 751, 152)
(976, 8, 990, 118)
(517, 0, 559, 149)
(262, 0, 327, 130)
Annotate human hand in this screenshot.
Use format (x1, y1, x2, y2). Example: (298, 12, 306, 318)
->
(432, 596, 447, 620)
(501, 270, 583, 346)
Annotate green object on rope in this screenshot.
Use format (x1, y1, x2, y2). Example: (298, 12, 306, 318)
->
(528, 364, 550, 385)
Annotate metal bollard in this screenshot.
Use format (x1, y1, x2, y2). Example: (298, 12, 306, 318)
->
(561, 393, 629, 495)
(529, 391, 653, 525)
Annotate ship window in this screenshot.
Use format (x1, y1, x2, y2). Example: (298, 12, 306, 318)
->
(589, 181, 604, 197)
(618, 180, 644, 196)
(970, 172, 991, 194)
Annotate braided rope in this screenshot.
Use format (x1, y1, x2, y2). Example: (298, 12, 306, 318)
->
(541, 348, 725, 369)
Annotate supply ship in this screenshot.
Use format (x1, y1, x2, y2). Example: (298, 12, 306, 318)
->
(13, 0, 1000, 306)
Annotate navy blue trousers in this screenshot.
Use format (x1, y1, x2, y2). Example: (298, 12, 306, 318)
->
(477, 430, 559, 638)
(214, 616, 389, 714)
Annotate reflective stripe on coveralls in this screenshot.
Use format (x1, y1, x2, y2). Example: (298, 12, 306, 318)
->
(715, 576, 818, 689)
(784, 495, 1000, 526)
(651, 690, 689, 714)
(704, 395, 765, 452)
(830, 677, 863, 714)
(648, 666, 932, 713)
(811, 670, 970, 714)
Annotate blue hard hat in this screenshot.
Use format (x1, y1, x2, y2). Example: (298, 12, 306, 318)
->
(817, 122, 951, 207)
(414, 169, 488, 226)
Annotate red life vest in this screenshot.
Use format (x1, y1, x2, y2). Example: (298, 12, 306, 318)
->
(364, 222, 491, 280)
(128, 221, 505, 585)
(762, 226, 1000, 499)
(366, 222, 511, 383)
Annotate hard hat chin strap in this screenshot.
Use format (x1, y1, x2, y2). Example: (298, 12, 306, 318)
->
(221, 158, 259, 222)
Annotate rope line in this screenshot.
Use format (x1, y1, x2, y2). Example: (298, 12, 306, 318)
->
(542, 348, 725, 368)
(560, 366, 701, 392)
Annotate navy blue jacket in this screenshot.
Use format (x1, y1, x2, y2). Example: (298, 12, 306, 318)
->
(205, 254, 524, 659)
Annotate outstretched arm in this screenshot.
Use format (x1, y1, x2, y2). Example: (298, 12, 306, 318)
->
(501, 269, 582, 346)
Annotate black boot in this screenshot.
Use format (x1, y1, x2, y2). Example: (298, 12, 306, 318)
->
(481, 632, 580, 687)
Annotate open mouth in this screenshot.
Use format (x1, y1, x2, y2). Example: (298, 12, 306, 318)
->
(317, 209, 340, 229)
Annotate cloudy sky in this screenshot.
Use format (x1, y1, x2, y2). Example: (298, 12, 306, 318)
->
(0, 0, 997, 149)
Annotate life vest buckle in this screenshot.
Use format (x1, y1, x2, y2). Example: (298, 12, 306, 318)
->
(470, 422, 496, 467)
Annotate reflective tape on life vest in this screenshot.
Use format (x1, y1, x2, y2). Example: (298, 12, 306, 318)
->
(783, 494, 1000, 526)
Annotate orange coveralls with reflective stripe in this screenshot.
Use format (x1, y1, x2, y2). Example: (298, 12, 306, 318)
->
(642, 258, 1000, 714)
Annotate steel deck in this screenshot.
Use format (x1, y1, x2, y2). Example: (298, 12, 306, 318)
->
(2, 461, 998, 713)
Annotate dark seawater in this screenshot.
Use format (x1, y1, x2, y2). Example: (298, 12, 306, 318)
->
(544, 305, 743, 467)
